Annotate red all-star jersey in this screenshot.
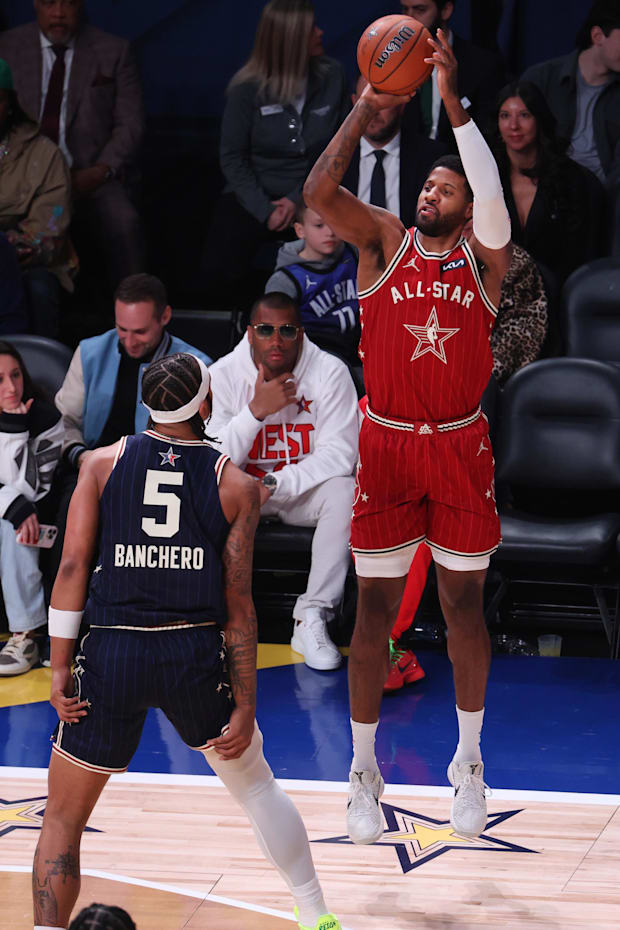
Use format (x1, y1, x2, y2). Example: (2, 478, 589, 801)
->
(358, 228, 497, 422)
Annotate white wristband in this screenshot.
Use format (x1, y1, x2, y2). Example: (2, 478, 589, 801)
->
(48, 607, 83, 639)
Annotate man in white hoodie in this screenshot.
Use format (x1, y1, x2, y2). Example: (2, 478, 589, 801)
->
(209, 292, 359, 670)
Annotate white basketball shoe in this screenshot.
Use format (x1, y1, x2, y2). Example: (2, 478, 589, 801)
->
(290, 610, 342, 670)
(346, 769, 385, 844)
(447, 759, 490, 838)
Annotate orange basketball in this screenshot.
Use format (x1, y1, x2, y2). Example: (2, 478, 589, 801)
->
(357, 14, 433, 96)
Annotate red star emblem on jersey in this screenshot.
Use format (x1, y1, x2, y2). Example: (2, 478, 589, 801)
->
(158, 446, 181, 467)
(297, 396, 313, 414)
(404, 306, 460, 365)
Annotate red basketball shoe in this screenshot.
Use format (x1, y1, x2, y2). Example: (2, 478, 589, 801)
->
(384, 639, 425, 692)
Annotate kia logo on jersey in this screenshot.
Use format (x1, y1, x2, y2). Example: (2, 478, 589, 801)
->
(441, 258, 466, 273)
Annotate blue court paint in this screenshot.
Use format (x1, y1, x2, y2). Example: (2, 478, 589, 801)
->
(1, 654, 619, 794)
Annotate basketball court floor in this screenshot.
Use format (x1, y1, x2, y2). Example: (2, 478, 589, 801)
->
(1, 643, 619, 929)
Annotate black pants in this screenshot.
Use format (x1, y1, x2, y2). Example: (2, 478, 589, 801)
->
(202, 192, 289, 310)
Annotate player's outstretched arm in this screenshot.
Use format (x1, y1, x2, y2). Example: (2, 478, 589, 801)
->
(304, 88, 406, 269)
(427, 29, 512, 304)
(48, 445, 115, 723)
(210, 463, 261, 760)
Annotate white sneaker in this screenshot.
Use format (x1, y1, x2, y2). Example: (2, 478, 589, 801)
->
(347, 770, 385, 844)
(290, 612, 342, 670)
(447, 759, 490, 838)
(0, 633, 40, 677)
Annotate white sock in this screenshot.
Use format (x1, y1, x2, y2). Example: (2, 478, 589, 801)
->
(292, 875, 328, 927)
(350, 718, 379, 773)
(453, 706, 484, 764)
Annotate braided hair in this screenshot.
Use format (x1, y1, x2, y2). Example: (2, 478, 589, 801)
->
(141, 352, 208, 441)
(68, 903, 136, 930)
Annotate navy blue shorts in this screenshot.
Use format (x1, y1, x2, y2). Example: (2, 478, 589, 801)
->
(52, 625, 232, 774)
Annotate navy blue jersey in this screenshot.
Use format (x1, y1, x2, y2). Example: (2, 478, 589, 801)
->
(282, 244, 359, 334)
(87, 430, 230, 628)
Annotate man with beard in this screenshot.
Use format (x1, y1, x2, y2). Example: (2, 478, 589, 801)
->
(304, 32, 512, 845)
(399, 1, 506, 148)
(342, 75, 448, 226)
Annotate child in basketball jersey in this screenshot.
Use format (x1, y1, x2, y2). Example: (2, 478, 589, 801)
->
(32, 354, 341, 930)
(266, 201, 360, 362)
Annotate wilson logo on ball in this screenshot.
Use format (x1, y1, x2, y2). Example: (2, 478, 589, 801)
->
(374, 25, 416, 69)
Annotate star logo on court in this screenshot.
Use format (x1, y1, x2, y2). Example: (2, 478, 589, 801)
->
(297, 396, 313, 414)
(315, 803, 536, 873)
(0, 797, 101, 838)
(159, 446, 181, 467)
(404, 307, 459, 365)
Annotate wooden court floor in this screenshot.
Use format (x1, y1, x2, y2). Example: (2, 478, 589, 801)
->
(1, 774, 619, 929)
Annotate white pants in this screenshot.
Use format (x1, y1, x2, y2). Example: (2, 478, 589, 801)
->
(0, 519, 46, 633)
(261, 475, 355, 622)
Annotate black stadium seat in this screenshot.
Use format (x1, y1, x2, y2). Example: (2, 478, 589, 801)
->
(3, 334, 72, 397)
(488, 358, 620, 655)
(562, 258, 620, 362)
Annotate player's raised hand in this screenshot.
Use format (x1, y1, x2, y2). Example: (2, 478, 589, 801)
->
(249, 364, 297, 421)
(359, 82, 414, 112)
(206, 707, 255, 760)
(50, 666, 89, 724)
(424, 28, 459, 103)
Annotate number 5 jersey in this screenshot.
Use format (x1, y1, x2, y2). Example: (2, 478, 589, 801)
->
(87, 431, 230, 628)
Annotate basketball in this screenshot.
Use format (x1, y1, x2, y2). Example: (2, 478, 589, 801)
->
(357, 14, 433, 96)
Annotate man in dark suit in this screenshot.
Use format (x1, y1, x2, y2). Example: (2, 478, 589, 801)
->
(342, 76, 448, 227)
(398, 1, 507, 147)
(0, 0, 146, 295)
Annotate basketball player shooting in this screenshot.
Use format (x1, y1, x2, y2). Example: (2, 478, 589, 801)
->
(31, 354, 341, 930)
(304, 30, 512, 845)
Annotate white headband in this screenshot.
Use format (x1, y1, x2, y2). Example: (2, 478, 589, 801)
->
(143, 355, 211, 424)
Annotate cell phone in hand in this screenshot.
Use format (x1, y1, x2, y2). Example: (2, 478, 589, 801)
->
(18, 524, 58, 548)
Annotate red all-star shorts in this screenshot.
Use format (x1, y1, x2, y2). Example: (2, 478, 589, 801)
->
(351, 405, 501, 577)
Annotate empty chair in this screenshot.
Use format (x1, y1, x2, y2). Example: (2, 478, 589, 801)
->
(562, 258, 620, 361)
(489, 358, 620, 655)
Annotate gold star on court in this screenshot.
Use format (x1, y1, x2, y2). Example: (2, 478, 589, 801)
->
(0, 797, 47, 835)
(315, 802, 537, 873)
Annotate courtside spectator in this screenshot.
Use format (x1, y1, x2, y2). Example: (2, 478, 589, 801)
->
(490, 81, 606, 284)
(0, 340, 63, 676)
(265, 200, 360, 363)
(209, 292, 358, 670)
(399, 1, 506, 148)
(491, 244, 548, 385)
(202, 0, 350, 308)
(50, 274, 212, 581)
(0, 58, 72, 337)
(0, 0, 146, 296)
(342, 75, 448, 228)
(521, 0, 620, 255)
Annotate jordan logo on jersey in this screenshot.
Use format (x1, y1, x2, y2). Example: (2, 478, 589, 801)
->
(402, 255, 421, 273)
(403, 307, 460, 364)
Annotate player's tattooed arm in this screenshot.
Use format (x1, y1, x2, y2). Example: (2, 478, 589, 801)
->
(304, 86, 407, 259)
(221, 471, 260, 710)
(32, 843, 80, 925)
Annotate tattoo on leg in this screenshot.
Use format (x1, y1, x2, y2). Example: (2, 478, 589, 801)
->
(32, 842, 80, 924)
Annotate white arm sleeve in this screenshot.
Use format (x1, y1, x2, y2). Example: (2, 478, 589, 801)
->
(453, 119, 511, 251)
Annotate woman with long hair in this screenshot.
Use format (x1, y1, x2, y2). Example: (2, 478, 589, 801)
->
(490, 80, 606, 284)
(203, 0, 349, 307)
(0, 340, 64, 676)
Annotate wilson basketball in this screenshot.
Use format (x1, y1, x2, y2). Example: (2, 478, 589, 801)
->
(357, 14, 433, 96)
